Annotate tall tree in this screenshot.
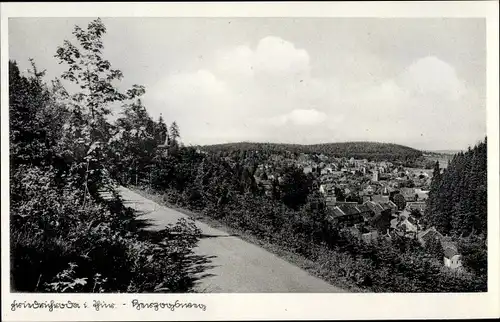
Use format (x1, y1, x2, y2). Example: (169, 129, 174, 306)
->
(280, 166, 312, 210)
(169, 121, 180, 143)
(155, 114, 169, 146)
(54, 18, 145, 196)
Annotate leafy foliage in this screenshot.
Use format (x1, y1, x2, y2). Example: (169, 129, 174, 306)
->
(10, 18, 200, 293)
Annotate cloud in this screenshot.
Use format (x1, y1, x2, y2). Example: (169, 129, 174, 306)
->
(213, 36, 310, 82)
(261, 108, 327, 127)
(253, 36, 310, 75)
(155, 69, 228, 99)
(214, 45, 254, 78)
(287, 109, 327, 126)
(399, 56, 467, 100)
(146, 39, 484, 150)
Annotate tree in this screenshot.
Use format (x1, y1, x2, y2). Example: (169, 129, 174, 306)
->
(9, 60, 66, 169)
(55, 18, 145, 122)
(458, 235, 487, 277)
(410, 208, 422, 220)
(334, 187, 346, 202)
(279, 166, 312, 210)
(169, 121, 180, 144)
(109, 99, 158, 185)
(426, 236, 444, 260)
(54, 18, 146, 196)
(155, 114, 169, 146)
(393, 194, 406, 211)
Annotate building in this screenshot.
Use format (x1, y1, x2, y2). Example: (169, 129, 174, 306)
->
(321, 167, 333, 175)
(371, 194, 390, 204)
(363, 185, 376, 196)
(372, 170, 379, 182)
(414, 188, 429, 201)
(406, 201, 427, 213)
(443, 246, 462, 269)
(319, 183, 335, 196)
(325, 195, 337, 208)
(395, 216, 419, 236)
(356, 203, 376, 222)
(400, 188, 418, 202)
(364, 201, 393, 232)
(328, 204, 365, 227)
(350, 226, 379, 244)
(417, 226, 444, 247)
(259, 180, 273, 197)
(383, 200, 398, 214)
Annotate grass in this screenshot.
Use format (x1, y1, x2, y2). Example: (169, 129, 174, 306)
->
(130, 186, 364, 292)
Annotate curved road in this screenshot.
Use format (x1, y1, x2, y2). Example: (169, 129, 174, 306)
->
(118, 187, 346, 293)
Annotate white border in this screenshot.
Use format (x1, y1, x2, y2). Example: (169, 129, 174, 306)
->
(1, 2, 499, 321)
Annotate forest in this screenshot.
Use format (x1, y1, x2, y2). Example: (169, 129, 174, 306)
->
(10, 18, 487, 293)
(426, 141, 487, 237)
(201, 141, 425, 164)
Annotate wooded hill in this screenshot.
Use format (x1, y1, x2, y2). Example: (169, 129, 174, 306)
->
(200, 141, 424, 163)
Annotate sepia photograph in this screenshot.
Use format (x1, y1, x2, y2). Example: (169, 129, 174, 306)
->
(1, 1, 499, 321)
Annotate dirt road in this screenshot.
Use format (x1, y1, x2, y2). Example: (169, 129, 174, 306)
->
(118, 186, 346, 293)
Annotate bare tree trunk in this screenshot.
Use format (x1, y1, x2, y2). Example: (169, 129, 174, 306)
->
(35, 272, 43, 291)
(82, 159, 90, 209)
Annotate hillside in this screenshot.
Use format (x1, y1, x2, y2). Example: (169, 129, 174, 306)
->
(200, 141, 424, 163)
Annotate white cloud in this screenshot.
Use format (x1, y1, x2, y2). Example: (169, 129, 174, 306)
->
(156, 69, 228, 99)
(260, 108, 327, 127)
(253, 36, 310, 76)
(214, 45, 254, 78)
(146, 39, 484, 150)
(400, 56, 467, 100)
(287, 109, 327, 126)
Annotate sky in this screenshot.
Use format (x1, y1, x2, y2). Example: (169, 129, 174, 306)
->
(9, 17, 486, 151)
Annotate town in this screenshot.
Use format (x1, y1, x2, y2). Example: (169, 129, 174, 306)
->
(238, 152, 461, 270)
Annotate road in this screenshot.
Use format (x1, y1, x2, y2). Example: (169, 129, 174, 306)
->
(118, 186, 346, 293)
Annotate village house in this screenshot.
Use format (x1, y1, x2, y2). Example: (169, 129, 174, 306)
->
(356, 203, 376, 221)
(320, 167, 330, 175)
(350, 226, 379, 244)
(334, 201, 358, 207)
(400, 187, 418, 202)
(328, 204, 365, 227)
(443, 246, 462, 269)
(406, 201, 427, 213)
(371, 194, 391, 204)
(258, 180, 273, 197)
(319, 183, 335, 196)
(417, 226, 443, 247)
(414, 188, 430, 201)
(394, 215, 420, 237)
(325, 195, 337, 208)
(364, 201, 393, 232)
(416, 228, 463, 270)
(303, 166, 313, 174)
(363, 184, 376, 196)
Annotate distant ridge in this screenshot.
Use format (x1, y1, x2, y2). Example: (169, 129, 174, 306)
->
(428, 150, 463, 155)
(200, 141, 423, 163)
